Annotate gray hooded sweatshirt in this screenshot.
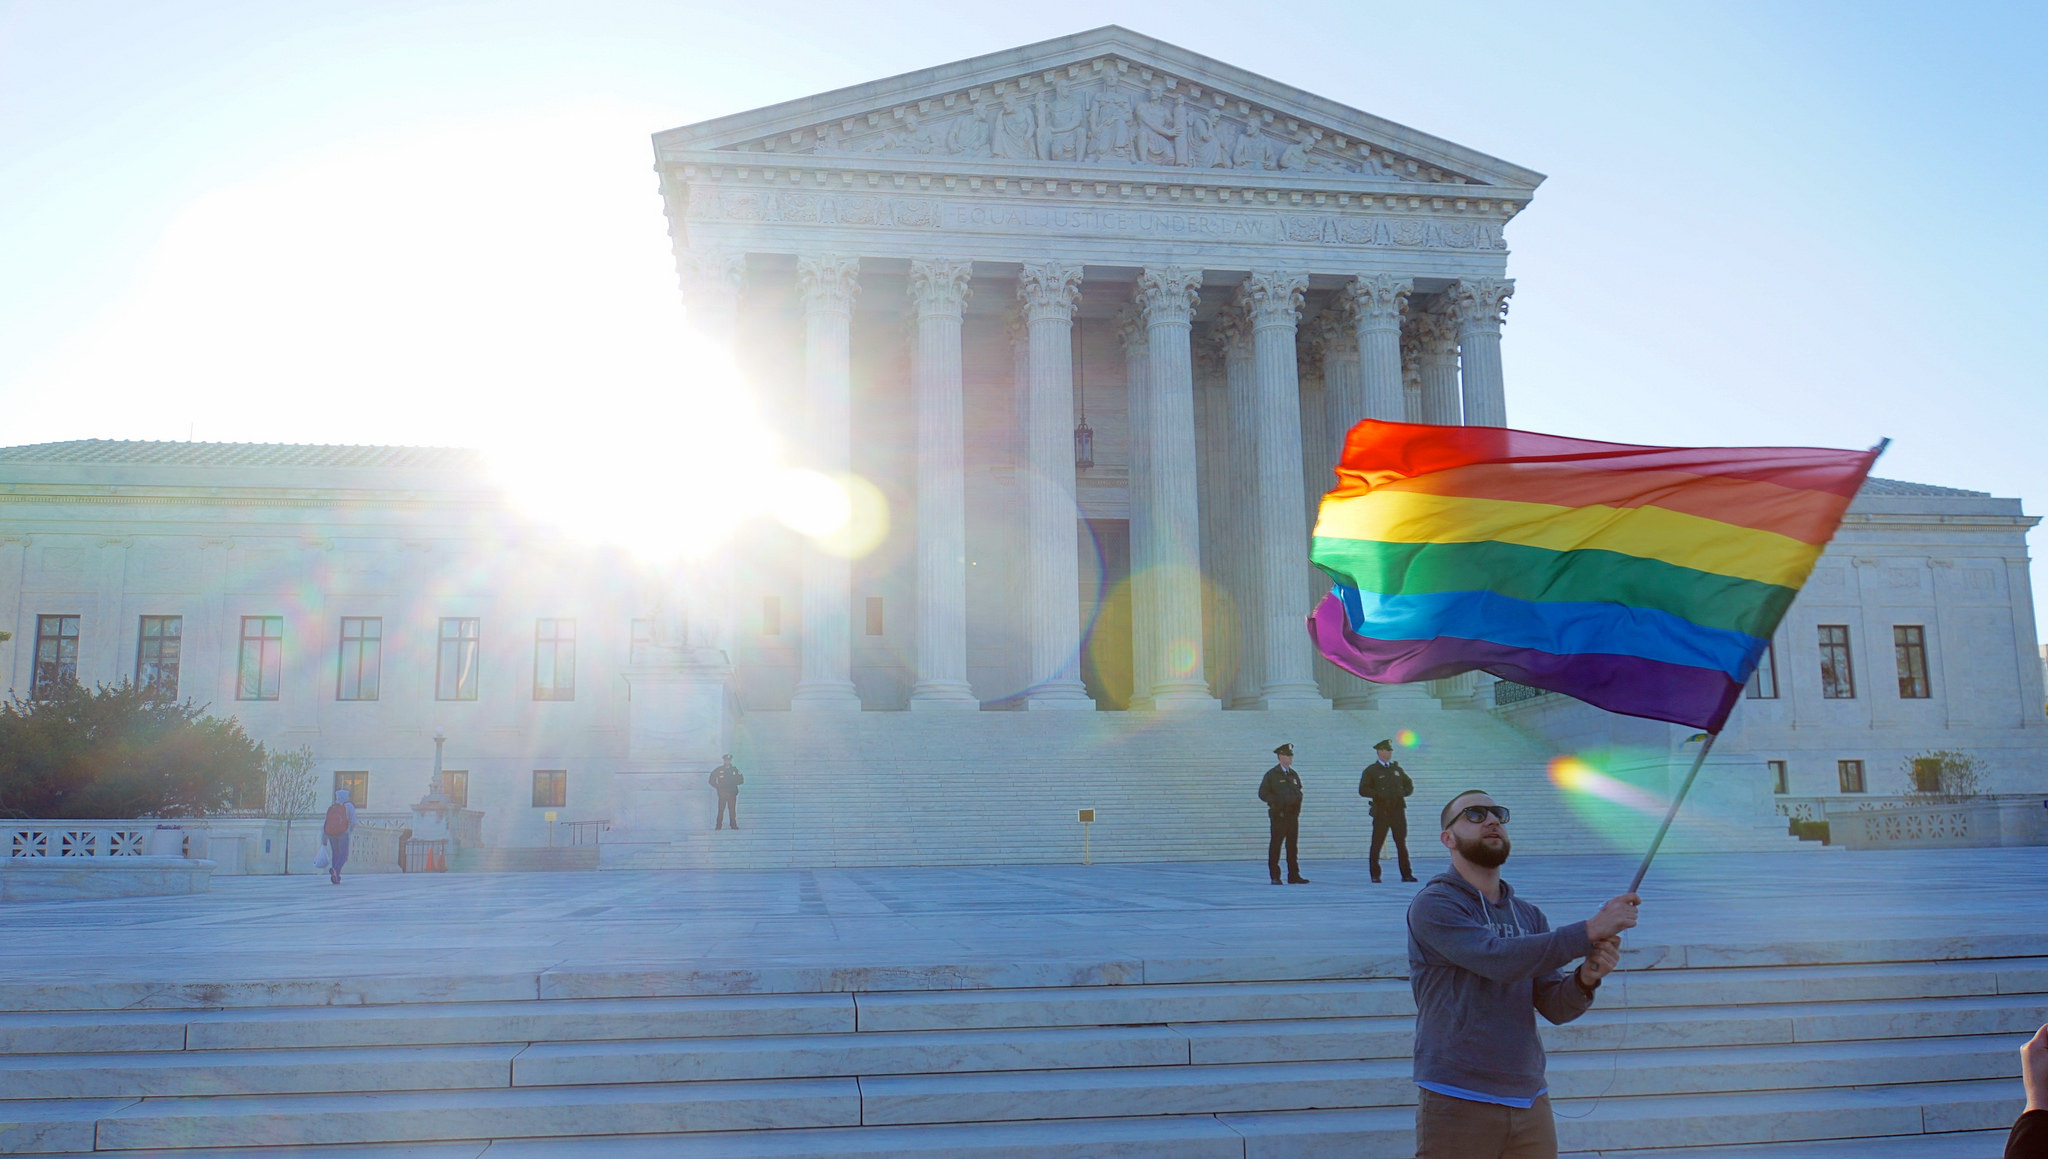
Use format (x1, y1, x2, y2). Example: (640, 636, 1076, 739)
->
(1406, 870, 1597, 1102)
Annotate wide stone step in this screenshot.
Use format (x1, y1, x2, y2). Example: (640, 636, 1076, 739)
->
(854, 978, 1413, 1032)
(513, 1023, 1188, 1086)
(0, 992, 853, 1054)
(0, 1042, 518, 1099)
(1219, 1078, 2025, 1157)
(1178, 991, 2048, 1063)
(1561, 1127, 2013, 1157)
(53, 1076, 861, 1151)
(1590, 955, 2048, 1009)
(855, 1035, 2019, 1126)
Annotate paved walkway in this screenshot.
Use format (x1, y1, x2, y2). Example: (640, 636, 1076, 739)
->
(4, 848, 2046, 1010)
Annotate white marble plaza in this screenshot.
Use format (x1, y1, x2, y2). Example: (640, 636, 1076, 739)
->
(0, 850, 2041, 1156)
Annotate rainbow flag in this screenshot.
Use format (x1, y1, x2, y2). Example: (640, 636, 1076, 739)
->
(1306, 421, 1882, 731)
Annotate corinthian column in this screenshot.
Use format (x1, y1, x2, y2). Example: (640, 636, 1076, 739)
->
(1344, 274, 1411, 422)
(1136, 267, 1220, 710)
(907, 259, 978, 710)
(676, 248, 747, 340)
(1116, 310, 1156, 707)
(1311, 309, 1378, 711)
(1017, 261, 1093, 709)
(1408, 308, 1462, 425)
(1218, 314, 1261, 708)
(790, 255, 862, 711)
(1446, 277, 1514, 428)
(1237, 271, 1328, 709)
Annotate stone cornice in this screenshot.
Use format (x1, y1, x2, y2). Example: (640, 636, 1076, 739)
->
(652, 28, 1545, 192)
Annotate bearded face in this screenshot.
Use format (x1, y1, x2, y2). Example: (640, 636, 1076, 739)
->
(1453, 828, 1511, 868)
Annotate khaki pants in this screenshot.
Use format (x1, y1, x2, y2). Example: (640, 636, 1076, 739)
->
(1415, 1087, 1557, 1159)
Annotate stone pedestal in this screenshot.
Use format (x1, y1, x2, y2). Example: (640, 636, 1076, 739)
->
(615, 650, 736, 840)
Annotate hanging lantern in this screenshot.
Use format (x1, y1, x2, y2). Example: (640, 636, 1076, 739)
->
(1072, 323, 1093, 471)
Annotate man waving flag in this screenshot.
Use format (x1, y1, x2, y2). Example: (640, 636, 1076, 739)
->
(1306, 421, 1883, 733)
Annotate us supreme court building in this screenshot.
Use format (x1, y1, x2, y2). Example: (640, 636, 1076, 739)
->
(3, 29, 2042, 862)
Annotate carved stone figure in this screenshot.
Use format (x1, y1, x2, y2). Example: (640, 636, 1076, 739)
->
(990, 94, 1039, 160)
(1133, 81, 1185, 166)
(876, 111, 938, 155)
(1087, 89, 1136, 162)
(1231, 118, 1275, 170)
(1038, 84, 1090, 162)
(1185, 109, 1231, 168)
(947, 105, 993, 157)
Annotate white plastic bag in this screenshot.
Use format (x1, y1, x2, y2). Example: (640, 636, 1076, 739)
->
(313, 843, 331, 870)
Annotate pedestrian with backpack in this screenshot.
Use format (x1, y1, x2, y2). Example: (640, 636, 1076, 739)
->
(321, 788, 357, 885)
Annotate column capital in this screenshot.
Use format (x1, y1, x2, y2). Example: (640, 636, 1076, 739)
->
(1017, 261, 1083, 322)
(1444, 276, 1514, 334)
(1342, 274, 1412, 330)
(1302, 310, 1354, 364)
(907, 258, 973, 318)
(1114, 306, 1149, 357)
(1404, 307, 1458, 355)
(1135, 267, 1202, 327)
(797, 255, 860, 312)
(1003, 306, 1029, 354)
(1236, 271, 1307, 330)
(677, 247, 745, 297)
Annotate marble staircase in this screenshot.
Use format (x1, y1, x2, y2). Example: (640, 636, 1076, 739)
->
(2, 950, 2034, 1156)
(602, 708, 1795, 870)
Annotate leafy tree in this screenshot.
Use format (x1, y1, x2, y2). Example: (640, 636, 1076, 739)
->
(1902, 749, 1984, 803)
(0, 681, 266, 818)
(263, 745, 321, 875)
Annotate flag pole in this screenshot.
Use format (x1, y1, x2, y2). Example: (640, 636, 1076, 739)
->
(1626, 731, 1720, 894)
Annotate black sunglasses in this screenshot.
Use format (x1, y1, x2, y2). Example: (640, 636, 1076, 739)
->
(1455, 804, 1511, 825)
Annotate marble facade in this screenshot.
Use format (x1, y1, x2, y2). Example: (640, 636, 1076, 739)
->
(663, 27, 1528, 715)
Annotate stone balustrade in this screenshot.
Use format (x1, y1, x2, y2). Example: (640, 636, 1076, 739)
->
(1775, 794, 2048, 849)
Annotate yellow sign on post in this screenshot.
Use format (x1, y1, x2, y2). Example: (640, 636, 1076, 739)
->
(545, 811, 558, 847)
(1077, 808, 1095, 864)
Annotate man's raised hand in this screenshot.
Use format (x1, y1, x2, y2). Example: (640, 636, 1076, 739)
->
(1587, 892, 1642, 941)
(1578, 936, 1621, 989)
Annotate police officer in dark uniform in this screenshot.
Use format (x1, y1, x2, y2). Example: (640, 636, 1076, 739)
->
(1258, 743, 1310, 885)
(1358, 739, 1417, 882)
(710, 754, 743, 831)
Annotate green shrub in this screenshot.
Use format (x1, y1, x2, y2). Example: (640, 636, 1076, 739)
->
(0, 681, 265, 818)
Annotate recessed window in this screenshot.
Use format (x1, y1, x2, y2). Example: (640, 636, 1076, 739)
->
(238, 616, 284, 701)
(1911, 758, 1942, 794)
(1745, 642, 1778, 699)
(1837, 759, 1866, 794)
(1768, 760, 1788, 794)
(532, 770, 567, 808)
(1818, 625, 1856, 699)
(136, 615, 182, 700)
(762, 595, 782, 636)
(1894, 625, 1930, 699)
(437, 618, 480, 701)
(337, 617, 381, 701)
(441, 770, 469, 809)
(333, 770, 369, 809)
(865, 596, 885, 636)
(32, 614, 80, 700)
(534, 619, 576, 701)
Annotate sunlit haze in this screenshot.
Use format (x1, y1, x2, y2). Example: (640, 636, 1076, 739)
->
(2, 2, 2043, 603)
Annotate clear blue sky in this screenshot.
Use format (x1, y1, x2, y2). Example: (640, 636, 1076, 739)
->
(3, 1, 2044, 637)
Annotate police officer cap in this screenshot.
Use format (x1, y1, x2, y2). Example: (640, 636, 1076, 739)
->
(1373, 739, 1394, 751)
(1273, 743, 1294, 756)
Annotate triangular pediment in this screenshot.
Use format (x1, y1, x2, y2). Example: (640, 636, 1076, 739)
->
(654, 27, 1543, 193)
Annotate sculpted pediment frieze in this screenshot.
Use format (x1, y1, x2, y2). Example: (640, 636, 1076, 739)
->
(703, 62, 1459, 184)
(656, 30, 1542, 193)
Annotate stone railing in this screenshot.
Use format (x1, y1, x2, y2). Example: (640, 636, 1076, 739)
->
(1776, 794, 2048, 849)
(1492, 680, 1552, 707)
(6, 822, 158, 859)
